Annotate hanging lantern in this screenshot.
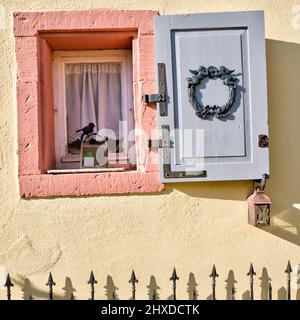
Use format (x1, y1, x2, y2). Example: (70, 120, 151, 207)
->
(247, 188, 271, 226)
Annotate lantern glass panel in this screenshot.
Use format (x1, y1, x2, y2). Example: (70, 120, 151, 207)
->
(257, 204, 270, 225)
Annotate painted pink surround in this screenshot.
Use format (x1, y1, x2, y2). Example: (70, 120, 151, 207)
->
(14, 9, 164, 197)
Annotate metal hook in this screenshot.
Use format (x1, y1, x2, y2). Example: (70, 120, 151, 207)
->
(254, 174, 269, 192)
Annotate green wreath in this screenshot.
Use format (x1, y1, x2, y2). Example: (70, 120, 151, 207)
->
(187, 66, 239, 119)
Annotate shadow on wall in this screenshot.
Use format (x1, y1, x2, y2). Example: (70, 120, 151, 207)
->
(63, 277, 76, 300)
(16, 276, 77, 300)
(164, 39, 300, 247)
(147, 275, 160, 300)
(16, 277, 63, 300)
(263, 39, 300, 246)
(104, 275, 119, 300)
(187, 272, 198, 300)
(225, 270, 237, 300)
(165, 180, 252, 202)
(259, 267, 271, 300)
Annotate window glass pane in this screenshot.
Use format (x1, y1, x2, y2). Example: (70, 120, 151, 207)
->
(65, 62, 123, 154)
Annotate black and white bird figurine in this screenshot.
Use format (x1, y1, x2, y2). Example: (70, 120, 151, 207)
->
(76, 122, 95, 142)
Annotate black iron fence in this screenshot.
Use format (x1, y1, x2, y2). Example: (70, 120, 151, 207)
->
(2, 261, 296, 300)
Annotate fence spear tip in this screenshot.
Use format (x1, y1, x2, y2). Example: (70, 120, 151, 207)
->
(210, 264, 219, 278)
(170, 267, 179, 281)
(88, 270, 97, 284)
(247, 263, 256, 276)
(5, 273, 14, 288)
(129, 270, 138, 284)
(46, 272, 56, 286)
(285, 260, 292, 274)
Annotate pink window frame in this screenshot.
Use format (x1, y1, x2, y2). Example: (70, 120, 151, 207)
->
(14, 9, 164, 197)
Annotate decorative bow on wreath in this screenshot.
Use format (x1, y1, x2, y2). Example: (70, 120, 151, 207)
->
(186, 66, 239, 119)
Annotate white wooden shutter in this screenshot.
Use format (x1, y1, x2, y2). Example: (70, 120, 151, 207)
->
(153, 11, 269, 182)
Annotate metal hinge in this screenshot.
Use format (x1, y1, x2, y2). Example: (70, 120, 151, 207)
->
(258, 134, 269, 148)
(161, 125, 207, 179)
(163, 164, 207, 179)
(143, 63, 167, 116)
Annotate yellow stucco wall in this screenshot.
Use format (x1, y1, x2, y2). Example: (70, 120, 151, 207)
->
(1, 0, 300, 300)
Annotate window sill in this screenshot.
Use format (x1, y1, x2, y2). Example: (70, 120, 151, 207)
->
(19, 171, 164, 198)
(47, 167, 126, 174)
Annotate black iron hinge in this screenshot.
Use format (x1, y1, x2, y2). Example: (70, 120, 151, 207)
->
(161, 125, 207, 179)
(143, 63, 167, 116)
(149, 126, 207, 178)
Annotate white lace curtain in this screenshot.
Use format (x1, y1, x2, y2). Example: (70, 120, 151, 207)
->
(65, 63, 123, 144)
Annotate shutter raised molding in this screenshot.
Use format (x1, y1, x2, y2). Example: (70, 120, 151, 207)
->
(153, 11, 269, 182)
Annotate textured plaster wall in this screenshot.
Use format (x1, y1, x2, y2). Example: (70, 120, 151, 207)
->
(0, 0, 300, 300)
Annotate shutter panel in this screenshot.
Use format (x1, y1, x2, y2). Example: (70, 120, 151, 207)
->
(153, 11, 269, 182)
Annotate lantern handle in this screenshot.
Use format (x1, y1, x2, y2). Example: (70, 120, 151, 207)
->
(254, 174, 269, 192)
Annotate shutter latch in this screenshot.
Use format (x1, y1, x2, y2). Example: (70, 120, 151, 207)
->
(258, 134, 269, 148)
(148, 139, 163, 149)
(143, 94, 165, 104)
(143, 63, 167, 116)
(148, 136, 170, 150)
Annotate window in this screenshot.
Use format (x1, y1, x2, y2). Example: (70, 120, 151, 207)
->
(52, 50, 135, 172)
(14, 9, 164, 197)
